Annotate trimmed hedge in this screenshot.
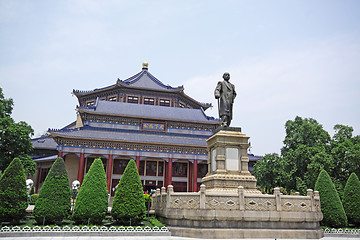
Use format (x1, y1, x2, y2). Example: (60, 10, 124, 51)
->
(72, 158, 108, 225)
(342, 173, 360, 226)
(29, 194, 39, 205)
(0, 158, 28, 223)
(33, 157, 71, 224)
(315, 169, 347, 227)
(111, 159, 145, 225)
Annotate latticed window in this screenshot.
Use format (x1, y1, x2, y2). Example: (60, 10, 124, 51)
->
(86, 101, 95, 106)
(144, 97, 155, 105)
(108, 96, 117, 101)
(159, 99, 170, 107)
(127, 96, 139, 104)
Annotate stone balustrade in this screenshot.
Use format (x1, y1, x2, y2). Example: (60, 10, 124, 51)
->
(153, 185, 321, 213)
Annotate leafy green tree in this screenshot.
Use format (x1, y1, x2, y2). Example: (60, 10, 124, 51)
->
(33, 158, 71, 224)
(72, 158, 108, 225)
(0, 158, 28, 223)
(342, 173, 360, 226)
(111, 159, 145, 225)
(315, 169, 347, 228)
(0, 88, 35, 175)
(281, 116, 333, 194)
(253, 153, 288, 193)
(331, 124, 360, 196)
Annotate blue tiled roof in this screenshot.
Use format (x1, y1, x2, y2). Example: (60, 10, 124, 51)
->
(248, 154, 263, 161)
(78, 100, 219, 124)
(50, 126, 208, 147)
(31, 135, 58, 149)
(118, 70, 183, 91)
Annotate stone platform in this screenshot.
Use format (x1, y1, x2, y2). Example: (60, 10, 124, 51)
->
(153, 185, 323, 239)
(152, 129, 323, 239)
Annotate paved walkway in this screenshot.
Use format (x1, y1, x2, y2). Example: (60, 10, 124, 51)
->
(2, 237, 359, 240)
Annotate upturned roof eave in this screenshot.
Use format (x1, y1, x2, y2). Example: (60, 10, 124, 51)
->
(72, 84, 118, 97)
(178, 91, 212, 110)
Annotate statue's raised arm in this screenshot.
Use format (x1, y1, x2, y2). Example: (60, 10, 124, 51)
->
(214, 72, 236, 127)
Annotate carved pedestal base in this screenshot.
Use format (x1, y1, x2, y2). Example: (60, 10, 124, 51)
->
(202, 174, 260, 194)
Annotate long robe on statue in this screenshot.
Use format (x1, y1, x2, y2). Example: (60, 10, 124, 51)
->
(215, 80, 237, 122)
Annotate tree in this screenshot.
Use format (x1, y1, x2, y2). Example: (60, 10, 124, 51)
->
(0, 88, 35, 175)
(72, 158, 108, 225)
(315, 169, 347, 228)
(254, 116, 335, 195)
(331, 124, 360, 196)
(281, 116, 333, 194)
(111, 159, 145, 225)
(342, 173, 360, 226)
(33, 158, 71, 224)
(0, 158, 28, 223)
(253, 153, 288, 193)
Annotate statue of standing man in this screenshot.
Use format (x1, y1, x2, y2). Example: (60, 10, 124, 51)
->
(214, 72, 237, 127)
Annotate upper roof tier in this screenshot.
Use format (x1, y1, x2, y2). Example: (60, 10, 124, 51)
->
(73, 62, 212, 110)
(77, 99, 219, 124)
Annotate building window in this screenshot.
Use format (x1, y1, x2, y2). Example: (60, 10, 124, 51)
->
(179, 102, 185, 108)
(173, 162, 188, 177)
(127, 96, 139, 104)
(197, 163, 208, 178)
(159, 99, 170, 107)
(113, 159, 129, 174)
(86, 101, 95, 106)
(144, 97, 154, 105)
(108, 96, 117, 102)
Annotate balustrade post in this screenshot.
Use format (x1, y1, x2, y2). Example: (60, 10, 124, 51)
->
(274, 187, 281, 211)
(307, 189, 315, 211)
(238, 186, 245, 210)
(166, 185, 173, 209)
(200, 184, 206, 209)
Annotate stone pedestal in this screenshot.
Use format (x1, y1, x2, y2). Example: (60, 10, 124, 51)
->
(202, 128, 259, 193)
(152, 127, 323, 239)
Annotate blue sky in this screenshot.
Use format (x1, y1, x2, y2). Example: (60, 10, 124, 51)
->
(1, 0, 360, 155)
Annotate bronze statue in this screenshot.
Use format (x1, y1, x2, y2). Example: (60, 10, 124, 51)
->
(214, 72, 237, 127)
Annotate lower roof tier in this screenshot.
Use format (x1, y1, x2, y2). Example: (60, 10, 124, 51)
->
(49, 126, 208, 147)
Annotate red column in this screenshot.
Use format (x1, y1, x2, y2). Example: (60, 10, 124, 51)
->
(136, 156, 140, 171)
(188, 162, 193, 192)
(193, 159, 198, 192)
(106, 154, 113, 193)
(167, 158, 173, 187)
(58, 150, 63, 158)
(77, 153, 85, 185)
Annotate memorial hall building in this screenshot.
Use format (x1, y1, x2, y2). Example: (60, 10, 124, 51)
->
(31, 63, 261, 195)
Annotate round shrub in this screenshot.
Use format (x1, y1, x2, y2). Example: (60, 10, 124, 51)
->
(33, 157, 71, 225)
(72, 158, 108, 225)
(342, 173, 360, 226)
(111, 159, 145, 225)
(315, 169, 347, 227)
(0, 158, 28, 224)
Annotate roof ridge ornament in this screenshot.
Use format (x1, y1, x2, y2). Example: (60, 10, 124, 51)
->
(142, 62, 148, 70)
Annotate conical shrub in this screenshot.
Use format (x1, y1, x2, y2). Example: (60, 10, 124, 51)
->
(33, 157, 71, 224)
(315, 169, 347, 227)
(72, 158, 108, 225)
(111, 159, 145, 225)
(0, 158, 28, 223)
(342, 173, 360, 226)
